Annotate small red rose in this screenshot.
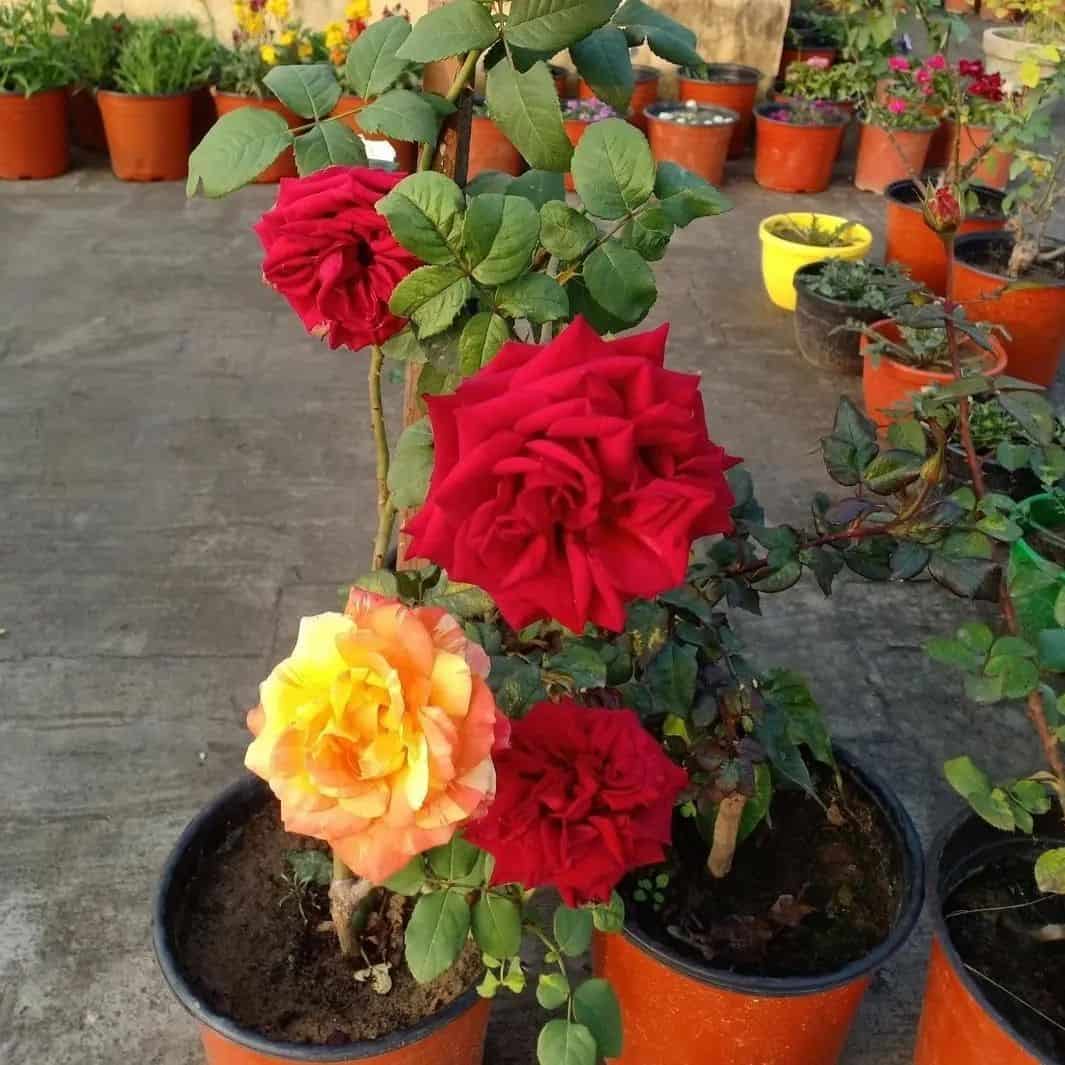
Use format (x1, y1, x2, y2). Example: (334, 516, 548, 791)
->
(405, 317, 740, 633)
(466, 700, 688, 906)
(254, 166, 419, 352)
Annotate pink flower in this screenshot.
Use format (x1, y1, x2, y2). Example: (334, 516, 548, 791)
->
(888, 97, 908, 115)
(888, 55, 910, 72)
(806, 55, 831, 69)
(926, 53, 947, 71)
(915, 67, 933, 86)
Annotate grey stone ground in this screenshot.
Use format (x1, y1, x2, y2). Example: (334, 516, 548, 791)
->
(0, 136, 1046, 1065)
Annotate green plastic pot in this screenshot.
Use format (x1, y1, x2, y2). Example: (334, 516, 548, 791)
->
(1009, 493, 1065, 638)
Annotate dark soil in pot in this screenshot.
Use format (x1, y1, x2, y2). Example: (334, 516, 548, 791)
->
(626, 762, 902, 976)
(934, 811, 1065, 1061)
(958, 231, 1065, 287)
(171, 790, 480, 1045)
(945, 443, 1043, 502)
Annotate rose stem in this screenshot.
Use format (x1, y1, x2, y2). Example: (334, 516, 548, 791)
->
(369, 342, 396, 571)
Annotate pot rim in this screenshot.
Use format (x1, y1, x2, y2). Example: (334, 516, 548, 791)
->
(955, 231, 1065, 290)
(152, 775, 483, 1062)
(0, 84, 71, 98)
(983, 24, 1065, 51)
(793, 260, 896, 315)
(864, 316, 1008, 382)
(617, 745, 924, 997)
(97, 88, 195, 101)
(926, 806, 1060, 1065)
(755, 100, 850, 128)
(759, 212, 873, 254)
(885, 178, 1005, 221)
(859, 117, 939, 134)
(678, 63, 761, 86)
(644, 101, 739, 126)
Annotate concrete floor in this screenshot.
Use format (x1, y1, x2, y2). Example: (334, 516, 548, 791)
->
(0, 146, 1043, 1065)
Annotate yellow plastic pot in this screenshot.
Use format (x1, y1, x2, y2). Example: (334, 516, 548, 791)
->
(759, 213, 873, 311)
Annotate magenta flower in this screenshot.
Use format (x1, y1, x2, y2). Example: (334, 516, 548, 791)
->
(888, 97, 908, 115)
(806, 55, 831, 69)
(888, 55, 910, 72)
(926, 53, 947, 71)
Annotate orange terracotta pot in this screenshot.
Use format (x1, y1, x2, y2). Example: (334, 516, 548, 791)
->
(944, 0, 978, 11)
(69, 87, 107, 151)
(677, 64, 760, 159)
(914, 808, 1056, 1065)
(925, 118, 952, 170)
(331, 94, 418, 173)
(944, 120, 1013, 189)
(0, 88, 70, 180)
(854, 121, 935, 194)
(754, 103, 848, 193)
(98, 90, 191, 181)
(952, 231, 1065, 387)
(466, 113, 523, 179)
(581, 65, 659, 132)
(778, 45, 836, 78)
(884, 179, 1006, 294)
(563, 117, 592, 191)
(645, 103, 736, 185)
(594, 750, 923, 1065)
(861, 317, 1008, 428)
(213, 91, 301, 182)
(154, 778, 491, 1065)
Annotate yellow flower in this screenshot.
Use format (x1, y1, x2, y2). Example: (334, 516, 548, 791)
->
(260, 43, 279, 64)
(266, 0, 290, 17)
(298, 39, 314, 60)
(245, 10, 265, 34)
(278, 28, 296, 45)
(345, 0, 371, 19)
(245, 599, 503, 884)
(325, 20, 345, 49)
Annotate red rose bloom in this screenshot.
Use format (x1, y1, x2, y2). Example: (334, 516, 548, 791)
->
(465, 700, 688, 905)
(254, 166, 418, 352)
(958, 58, 984, 78)
(405, 317, 739, 633)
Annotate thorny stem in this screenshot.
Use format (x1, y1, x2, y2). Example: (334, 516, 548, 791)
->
(417, 48, 481, 172)
(369, 343, 396, 570)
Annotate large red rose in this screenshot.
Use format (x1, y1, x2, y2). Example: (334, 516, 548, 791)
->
(404, 317, 739, 633)
(254, 166, 418, 351)
(465, 700, 688, 906)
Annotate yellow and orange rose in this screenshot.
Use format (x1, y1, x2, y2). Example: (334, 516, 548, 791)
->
(245, 592, 506, 884)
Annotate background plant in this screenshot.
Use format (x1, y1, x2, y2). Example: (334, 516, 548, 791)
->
(767, 214, 859, 247)
(799, 258, 918, 312)
(57, 0, 128, 90)
(0, 0, 77, 95)
(113, 16, 216, 95)
(783, 55, 876, 102)
(217, 0, 324, 96)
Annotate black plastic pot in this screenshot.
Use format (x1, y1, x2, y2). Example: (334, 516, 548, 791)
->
(595, 747, 925, 1065)
(152, 776, 489, 1064)
(793, 261, 888, 374)
(945, 442, 1043, 502)
(914, 807, 1064, 1064)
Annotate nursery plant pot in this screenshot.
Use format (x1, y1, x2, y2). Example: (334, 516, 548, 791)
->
(594, 748, 924, 1065)
(331, 94, 418, 173)
(213, 91, 301, 183)
(914, 806, 1065, 1065)
(983, 26, 1063, 91)
(466, 114, 523, 179)
(1008, 493, 1065, 639)
(793, 261, 889, 374)
(759, 212, 873, 311)
(153, 776, 492, 1065)
(0, 88, 70, 180)
(940, 120, 1013, 189)
(854, 121, 935, 195)
(677, 64, 760, 159)
(885, 179, 1006, 295)
(98, 90, 192, 181)
(754, 104, 848, 194)
(952, 231, 1065, 387)
(580, 65, 659, 132)
(645, 103, 737, 186)
(860, 317, 1008, 428)
(69, 87, 107, 152)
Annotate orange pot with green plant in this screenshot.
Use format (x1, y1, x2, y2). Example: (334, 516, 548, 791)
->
(754, 100, 849, 194)
(855, 98, 937, 195)
(676, 63, 760, 158)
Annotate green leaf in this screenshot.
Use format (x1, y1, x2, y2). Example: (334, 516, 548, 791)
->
(496, 273, 570, 323)
(285, 849, 333, 887)
(466, 170, 518, 196)
(510, 168, 567, 208)
(264, 63, 340, 120)
(623, 204, 674, 262)
(614, 0, 702, 65)
(186, 109, 293, 198)
(472, 893, 523, 958)
(382, 328, 426, 364)
(459, 311, 510, 374)
(890, 542, 930, 581)
(427, 833, 483, 884)
(536, 971, 571, 1010)
(653, 162, 730, 226)
(538, 1020, 597, 1065)
(378, 171, 466, 264)
(569, 24, 633, 112)
(1011, 779, 1052, 815)
(388, 419, 434, 508)
(571, 117, 655, 220)
(862, 449, 924, 494)
(397, 0, 500, 62)
(293, 121, 369, 175)
(553, 905, 593, 956)
(540, 201, 598, 261)
(1035, 848, 1065, 893)
(486, 58, 574, 172)
(463, 193, 541, 284)
(1039, 628, 1065, 672)
(507, 0, 618, 52)
(488, 654, 547, 714)
(999, 390, 1057, 446)
(390, 264, 472, 337)
(991, 635, 1038, 659)
(584, 239, 656, 325)
(763, 669, 834, 767)
(925, 635, 988, 673)
(423, 576, 495, 618)
(405, 889, 471, 983)
(359, 88, 450, 144)
(352, 570, 400, 597)
(384, 856, 428, 896)
(887, 417, 927, 456)
(997, 440, 1032, 472)
(590, 891, 625, 934)
(945, 756, 1015, 830)
(984, 654, 1040, 698)
(644, 641, 698, 715)
(544, 644, 608, 690)
(820, 397, 879, 486)
(346, 15, 413, 98)
(565, 276, 631, 335)
(572, 979, 623, 1058)
(737, 762, 773, 842)
(964, 672, 1004, 704)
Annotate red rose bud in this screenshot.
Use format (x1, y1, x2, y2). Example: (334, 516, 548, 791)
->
(465, 701, 689, 906)
(405, 317, 741, 633)
(254, 167, 418, 352)
(923, 184, 963, 235)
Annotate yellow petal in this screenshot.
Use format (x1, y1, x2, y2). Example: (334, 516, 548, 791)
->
(429, 651, 472, 720)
